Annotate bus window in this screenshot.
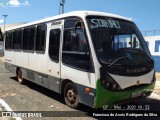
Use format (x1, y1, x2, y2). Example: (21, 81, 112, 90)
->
(49, 29, 60, 62)
(13, 30, 18, 49)
(13, 29, 22, 50)
(22, 28, 29, 50)
(62, 19, 92, 71)
(17, 30, 22, 50)
(28, 27, 35, 50)
(113, 34, 141, 51)
(5, 31, 13, 50)
(36, 24, 46, 52)
(22, 27, 35, 51)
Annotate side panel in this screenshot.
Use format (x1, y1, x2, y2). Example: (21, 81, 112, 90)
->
(35, 73, 48, 88)
(28, 53, 48, 75)
(61, 65, 96, 107)
(47, 22, 63, 93)
(60, 17, 97, 107)
(5, 51, 16, 65)
(75, 83, 95, 108)
(15, 51, 29, 68)
(5, 20, 65, 94)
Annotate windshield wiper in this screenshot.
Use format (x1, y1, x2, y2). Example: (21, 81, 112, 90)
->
(125, 49, 153, 63)
(108, 56, 129, 67)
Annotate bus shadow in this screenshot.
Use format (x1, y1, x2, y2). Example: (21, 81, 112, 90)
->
(10, 76, 64, 104)
(129, 97, 160, 111)
(77, 98, 160, 120)
(9, 76, 160, 120)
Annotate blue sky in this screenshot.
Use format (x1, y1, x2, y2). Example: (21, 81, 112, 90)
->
(0, 0, 160, 32)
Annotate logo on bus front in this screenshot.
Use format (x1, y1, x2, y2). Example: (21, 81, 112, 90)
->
(126, 67, 147, 74)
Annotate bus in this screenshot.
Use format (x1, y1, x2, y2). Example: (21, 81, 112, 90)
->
(4, 11, 155, 109)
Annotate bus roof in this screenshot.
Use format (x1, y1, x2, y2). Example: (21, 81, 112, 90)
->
(7, 11, 132, 31)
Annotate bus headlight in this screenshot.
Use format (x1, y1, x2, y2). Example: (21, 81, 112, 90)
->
(112, 84, 117, 89)
(100, 73, 122, 91)
(106, 82, 110, 87)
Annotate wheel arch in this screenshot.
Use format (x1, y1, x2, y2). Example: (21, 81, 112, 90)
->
(16, 67, 20, 76)
(60, 79, 77, 95)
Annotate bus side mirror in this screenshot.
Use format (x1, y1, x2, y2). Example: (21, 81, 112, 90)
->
(74, 21, 84, 41)
(75, 21, 84, 31)
(74, 21, 89, 54)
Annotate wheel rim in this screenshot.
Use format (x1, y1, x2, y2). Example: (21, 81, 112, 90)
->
(65, 87, 77, 105)
(67, 89, 76, 102)
(64, 82, 79, 108)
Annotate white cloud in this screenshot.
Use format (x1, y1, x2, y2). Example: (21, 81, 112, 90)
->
(0, 19, 4, 24)
(25, 1, 29, 4)
(0, 0, 30, 7)
(9, 0, 20, 6)
(129, 17, 140, 22)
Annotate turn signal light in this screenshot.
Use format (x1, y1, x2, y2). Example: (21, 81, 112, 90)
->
(85, 87, 90, 94)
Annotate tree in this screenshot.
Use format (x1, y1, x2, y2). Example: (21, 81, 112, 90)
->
(0, 28, 3, 41)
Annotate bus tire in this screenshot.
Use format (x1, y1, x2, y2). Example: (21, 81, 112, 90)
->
(17, 68, 23, 84)
(64, 82, 79, 109)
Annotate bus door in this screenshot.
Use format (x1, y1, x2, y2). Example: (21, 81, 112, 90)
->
(47, 25, 62, 93)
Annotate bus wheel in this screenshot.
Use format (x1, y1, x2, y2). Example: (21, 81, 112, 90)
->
(64, 82, 79, 108)
(17, 69, 23, 84)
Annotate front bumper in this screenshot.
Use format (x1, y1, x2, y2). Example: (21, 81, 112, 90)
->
(94, 80, 155, 108)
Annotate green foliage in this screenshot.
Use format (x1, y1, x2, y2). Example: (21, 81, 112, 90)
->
(9, 117, 16, 120)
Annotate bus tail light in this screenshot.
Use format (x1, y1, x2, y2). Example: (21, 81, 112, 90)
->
(101, 73, 122, 91)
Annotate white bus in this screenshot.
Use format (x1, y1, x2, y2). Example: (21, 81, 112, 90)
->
(4, 11, 155, 109)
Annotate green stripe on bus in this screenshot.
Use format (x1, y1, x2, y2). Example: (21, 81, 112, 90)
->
(94, 79, 155, 108)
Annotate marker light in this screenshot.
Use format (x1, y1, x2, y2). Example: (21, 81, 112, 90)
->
(85, 87, 90, 94)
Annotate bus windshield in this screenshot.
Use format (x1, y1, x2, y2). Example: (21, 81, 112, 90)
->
(87, 16, 152, 66)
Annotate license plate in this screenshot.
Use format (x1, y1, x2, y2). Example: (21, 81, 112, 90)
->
(132, 91, 142, 98)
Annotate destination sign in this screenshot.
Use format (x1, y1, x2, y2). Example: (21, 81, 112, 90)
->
(90, 19, 121, 29)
